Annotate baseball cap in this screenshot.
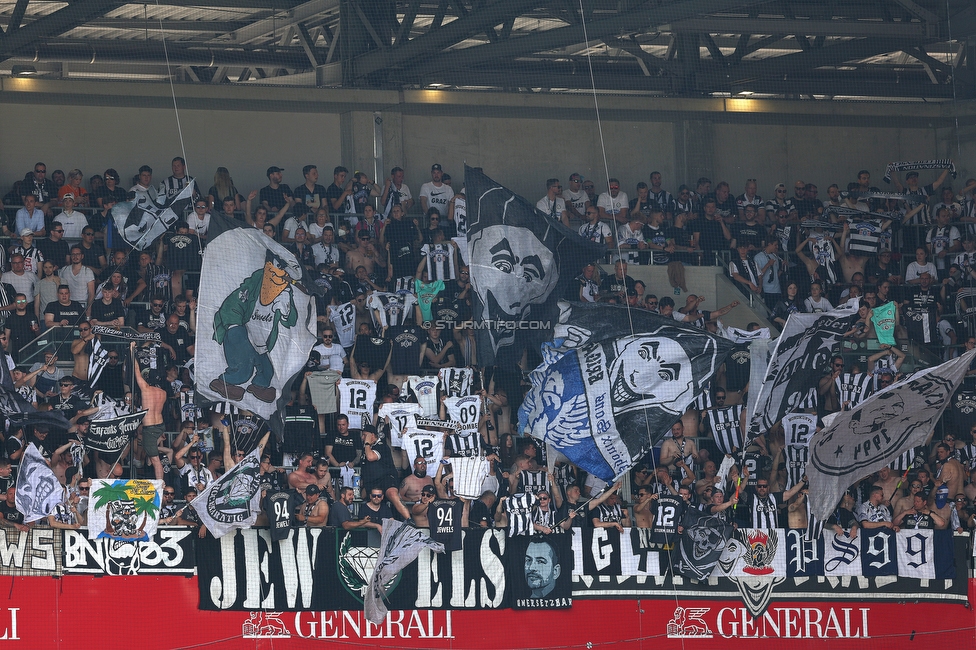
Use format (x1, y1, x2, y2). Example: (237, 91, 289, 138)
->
(421, 485, 436, 495)
(267, 166, 283, 177)
(626, 288, 638, 297)
(442, 174, 451, 182)
(362, 424, 377, 435)
(62, 192, 75, 201)
(305, 484, 320, 495)
(19, 228, 33, 237)
(906, 171, 919, 179)
(431, 163, 442, 171)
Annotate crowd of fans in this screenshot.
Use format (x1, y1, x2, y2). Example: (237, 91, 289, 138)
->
(0, 158, 971, 551)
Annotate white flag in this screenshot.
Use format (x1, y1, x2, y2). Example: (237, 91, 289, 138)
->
(364, 518, 445, 624)
(193, 447, 262, 538)
(807, 350, 975, 521)
(897, 529, 935, 579)
(15, 444, 63, 523)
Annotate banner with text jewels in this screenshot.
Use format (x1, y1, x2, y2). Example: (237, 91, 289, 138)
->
(191, 525, 969, 616)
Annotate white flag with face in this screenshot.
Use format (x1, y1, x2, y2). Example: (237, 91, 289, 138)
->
(15, 444, 63, 523)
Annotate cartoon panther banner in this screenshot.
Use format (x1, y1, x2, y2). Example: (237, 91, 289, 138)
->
(88, 479, 163, 542)
(807, 350, 974, 521)
(464, 166, 602, 366)
(195, 214, 319, 427)
(519, 302, 734, 481)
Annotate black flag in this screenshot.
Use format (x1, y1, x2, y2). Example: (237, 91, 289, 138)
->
(465, 166, 602, 366)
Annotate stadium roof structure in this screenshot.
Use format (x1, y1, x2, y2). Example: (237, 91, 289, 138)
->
(0, 0, 973, 100)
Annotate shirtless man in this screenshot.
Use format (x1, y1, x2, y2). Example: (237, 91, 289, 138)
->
(344, 230, 386, 277)
(411, 484, 436, 527)
(632, 486, 654, 528)
(400, 457, 434, 502)
(873, 466, 901, 506)
(933, 442, 966, 504)
(130, 341, 166, 480)
(70, 320, 97, 382)
(288, 452, 317, 493)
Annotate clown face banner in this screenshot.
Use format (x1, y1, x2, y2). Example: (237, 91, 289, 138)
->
(464, 166, 602, 366)
(196, 216, 318, 426)
(519, 302, 734, 481)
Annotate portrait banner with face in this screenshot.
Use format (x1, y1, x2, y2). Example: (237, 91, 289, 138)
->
(748, 301, 860, 438)
(196, 214, 321, 431)
(464, 166, 602, 366)
(519, 302, 734, 481)
(15, 444, 64, 523)
(507, 533, 573, 609)
(88, 479, 163, 542)
(806, 350, 974, 522)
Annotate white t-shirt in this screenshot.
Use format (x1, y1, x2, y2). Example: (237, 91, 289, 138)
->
(55, 211, 89, 239)
(536, 196, 566, 221)
(597, 191, 629, 220)
(402, 427, 444, 477)
(377, 403, 423, 448)
(420, 182, 454, 217)
(562, 188, 588, 217)
(189, 212, 211, 238)
(311, 342, 346, 371)
(328, 302, 357, 348)
(337, 378, 377, 429)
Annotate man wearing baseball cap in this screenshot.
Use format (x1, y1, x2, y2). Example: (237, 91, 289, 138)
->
(296, 484, 329, 527)
(420, 163, 453, 218)
(259, 166, 291, 212)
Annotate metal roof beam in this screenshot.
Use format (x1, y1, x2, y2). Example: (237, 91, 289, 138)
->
(218, 0, 339, 44)
(668, 17, 928, 38)
(393, 0, 773, 78)
(0, 0, 126, 61)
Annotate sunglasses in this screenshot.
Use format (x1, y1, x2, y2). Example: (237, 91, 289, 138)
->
(164, 491, 175, 496)
(79, 327, 90, 332)
(757, 484, 769, 488)
(370, 494, 383, 498)
(107, 355, 119, 360)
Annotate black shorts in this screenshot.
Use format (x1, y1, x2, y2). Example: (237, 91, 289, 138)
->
(364, 473, 398, 494)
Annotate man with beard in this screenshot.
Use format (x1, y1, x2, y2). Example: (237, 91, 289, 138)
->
(400, 456, 434, 502)
(524, 539, 562, 598)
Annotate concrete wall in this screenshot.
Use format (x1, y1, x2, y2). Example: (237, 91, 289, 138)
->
(0, 78, 959, 205)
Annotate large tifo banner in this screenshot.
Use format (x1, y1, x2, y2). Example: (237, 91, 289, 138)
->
(194, 526, 969, 614)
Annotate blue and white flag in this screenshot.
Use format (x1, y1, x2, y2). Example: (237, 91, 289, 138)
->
(806, 350, 974, 522)
(15, 444, 63, 523)
(519, 302, 734, 481)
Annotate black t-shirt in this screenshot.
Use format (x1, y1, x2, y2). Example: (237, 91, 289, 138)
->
(731, 222, 765, 249)
(469, 499, 494, 528)
(0, 501, 23, 525)
(388, 324, 425, 376)
(293, 183, 328, 213)
(79, 242, 106, 270)
(259, 183, 292, 211)
(264, 490, 293, 541)
(5, 312, 34, 347)
(695, 217, 729, 253)
(157, 326, 194, 364)
(600, 274, 637, 296)
(328, 432, 362, 464)
(385, 218, 417, 251)
(352, 334, 391, 373)
(362, 441, 397, 484)
(323, 183, 348, 213)
(44, 300, 85, 325)
(164, 233, 202, 272)
(94, 186, 128, 207)
(90, 299, 126, 324)
(724, 346, 752, 391)
(282, 406, 319, 454)
(429, 499, 464, 551)
(37, 238, 70, 268)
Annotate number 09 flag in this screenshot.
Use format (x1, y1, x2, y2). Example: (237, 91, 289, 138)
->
(806, 350, 975, 522)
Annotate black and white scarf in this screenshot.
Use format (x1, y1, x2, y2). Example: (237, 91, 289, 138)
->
(883, 159, 956, 183)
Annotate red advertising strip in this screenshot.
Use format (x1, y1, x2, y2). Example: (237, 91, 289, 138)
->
(0, 576, 972, 649)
